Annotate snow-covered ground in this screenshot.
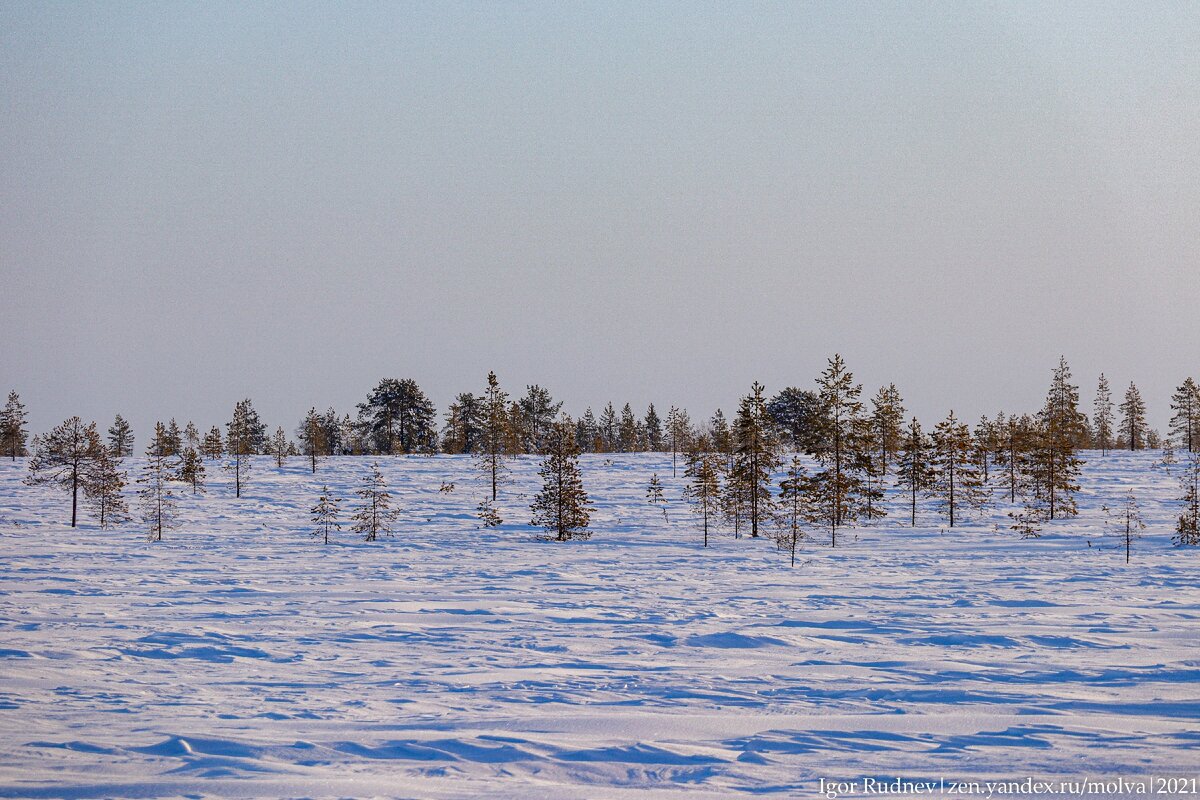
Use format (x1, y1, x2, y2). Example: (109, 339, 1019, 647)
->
(0, 451, 1196, 798)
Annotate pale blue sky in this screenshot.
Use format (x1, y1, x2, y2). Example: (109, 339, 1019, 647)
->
(3, 2, 1198, 436)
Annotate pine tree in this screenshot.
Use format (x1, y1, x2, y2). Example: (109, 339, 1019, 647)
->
(517, 385, 563, 454)
(1175, 453, 1200, 546)
(1119, 382, 1148, 451)
(709, 409, 732, 464)
(1, 391, 29, 459)
(576, 408, 599, 453)
(973, 416, 995, 483)
(766, 387, 824, 453)
(930, 410, 988, 527)
(530, 417, 592, 541)
(225, 400, 257, 497)
(177, 446, 206, 495)
(184, 421, 200, 450)
(646, 473, 665, 505)
(107, 414, 134, 458)
(441, 392, 484, 454)
(1036, 357, 1087, 518)
(683, 448, 721, 547)
(162, 419, 182, 457)
(477, 499, 502, 528)
(297, 407, 326, 474)
(311, 485, 342, 544)
(358, 378, 437, 454)
(1093, 374, 1114, 454)
(870, 384, 905, 475)
(477, 371, 512, 502)
(644, 404, 664, 452)
(894, 417, 935, 526)
(352, 463, 397, 541)
(84, 447, 130, 529)
(270, 426, 289, 468)
(598, 403, 618, 453)
(1103, 491, 1145, 563)
(201, 426, 224, 459)
(809, 354, 869, 546)
(26, 417, 105, 527)
(138, 448, 178, 542)
(728, 382, 779, 538)
(1170, 377, 1200, 453)
(776, 456, 812, 566)
(666, 406, 692, 476)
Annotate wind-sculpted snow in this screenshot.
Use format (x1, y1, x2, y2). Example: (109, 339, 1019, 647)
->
(0, 452, 1196, 798)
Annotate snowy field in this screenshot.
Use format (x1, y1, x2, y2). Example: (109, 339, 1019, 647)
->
(0, 451, 1197, 799)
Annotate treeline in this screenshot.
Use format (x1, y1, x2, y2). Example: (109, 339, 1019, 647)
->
(4, 358, 1199, 551)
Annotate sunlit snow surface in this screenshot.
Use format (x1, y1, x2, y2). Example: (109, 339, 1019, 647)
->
(0, 452, 1196, 798)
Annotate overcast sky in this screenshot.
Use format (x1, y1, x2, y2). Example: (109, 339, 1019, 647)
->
(3, 2, 1197, 438)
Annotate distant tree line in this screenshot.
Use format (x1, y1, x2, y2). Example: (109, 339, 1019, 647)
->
(6, 358, 1200, 552)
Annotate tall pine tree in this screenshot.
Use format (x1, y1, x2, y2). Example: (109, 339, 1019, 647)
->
(26, 417, 105, 527)
(0, 391, 29, 460)
(530, 417, 592, 541)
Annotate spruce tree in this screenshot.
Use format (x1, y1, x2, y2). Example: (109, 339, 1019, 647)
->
(617, 403, 639, 453)
(352, 463, 397, 541)
(177, 446, 206, 495)
(577, 408, 600, 453)
(1170, 378, 1200, 453)
(477, 371, 512, 502)
(1119, 382, 1148, 451)
(1094, 374, 1115, 454)
(201, 426, 224, 459)
(644, 404, 664, 451)
(138, 448, 178, 542)
(270, 426, 289, 468)
(776, 456, 812, 566)
(930, 410, 988, 527)
(973, 416, 995, 483)
(530, 417, 592, 541)
(683, 448, 721, 547)
(729, 382, 779, 538)
(766, 388, 824, 453)
(26, 417, 105, 527)
(709, 409, 732, 465)
(84, 447, 130, 529)
(107, 414, 135, 458)
(895, 416, 935, 526)
(311, 485, 342, 544)
(1, 391, 29, 459)
(297, 407, 326, 473)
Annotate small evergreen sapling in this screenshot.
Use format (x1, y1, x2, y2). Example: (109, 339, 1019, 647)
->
(202, 426, 224, 459)
(352, 463, 397, 541)
(530, 418, 592, 541)
(683, 449, 721, 547)
(1104, 490, 1145, 563)
(477, 499, 502, 528)
(270, 426, 289, 468)
(138, 448, 179, 542)
(311, 486, 342, 544)
(776, 456, 812, 566)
